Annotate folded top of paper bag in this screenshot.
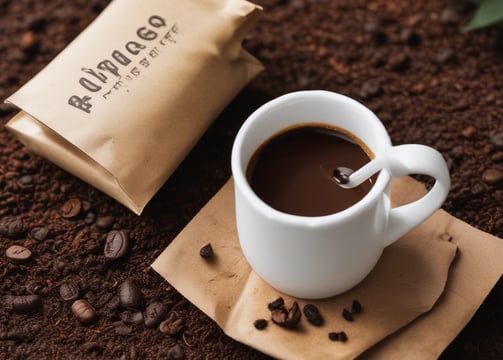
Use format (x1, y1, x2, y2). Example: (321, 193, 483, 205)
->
(5, 0, 263, 214)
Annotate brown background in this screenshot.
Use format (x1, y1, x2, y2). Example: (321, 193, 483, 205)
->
(1, 0, 502, 359)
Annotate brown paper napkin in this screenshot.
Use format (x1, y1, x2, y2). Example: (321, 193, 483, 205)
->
(151, 176, 501, 359)
(359, 183, 503, 358)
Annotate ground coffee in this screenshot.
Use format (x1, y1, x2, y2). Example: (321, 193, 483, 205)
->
(247, 124, 374, 216)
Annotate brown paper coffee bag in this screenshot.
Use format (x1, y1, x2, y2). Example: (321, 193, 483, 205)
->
(5, 0, 263, 214)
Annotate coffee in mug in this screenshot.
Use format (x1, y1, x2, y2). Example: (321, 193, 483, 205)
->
(247, 123, 376, 216)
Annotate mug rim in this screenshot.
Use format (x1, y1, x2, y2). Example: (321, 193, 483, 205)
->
(231, 90, 392, 227)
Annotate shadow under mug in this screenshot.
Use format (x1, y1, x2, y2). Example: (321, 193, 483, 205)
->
(231, 90, 450, 299)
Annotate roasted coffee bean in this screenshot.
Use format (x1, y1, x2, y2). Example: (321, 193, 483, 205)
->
(482, 168, 503, 185)
(84, 212, 97, 225)
(60, 198, 82, 218)
(144, 302, 167, 328)
(199, 243, 214, 259)
(59, 282, 80, 301)
(333, 167, 351, 185)
(95, 216, 115, 231)
(20, 31, 38, 52)
(121, 311, 145, 325)
(492, 152, 503, 163)
(329, 331, 348, 342)
(267, 297, 284, 311)
(489, 131, 503, 148)
(303, 303, 323, 326)
(159, 312, 184, 335)
(351, 299, 362, 314)
(342, 308, 354, 321)
(461, 126, 477, 139)
(0, 218, 25, 239)
(4, 295, 42, 313)
(71, 299, 97, 323)
(167, 344, 184, 360)
(81, 200, 92, 213)
(131, 311, 145, 325)
(17, 175, 34, 189)
(5, 245, 32, 263)
(253, 319, 268, 330)
(30, 226, 49, 241)
(271, 301, 301, 328)
(104, 230, 129, 259)
(119, 279, 143, 309)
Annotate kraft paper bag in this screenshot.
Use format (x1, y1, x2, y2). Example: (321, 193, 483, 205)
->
(5, 0, 263, 215)
(151, 176, 501, 359)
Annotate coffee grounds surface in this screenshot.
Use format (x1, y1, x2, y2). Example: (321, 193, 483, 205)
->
(1, 0, 502, 359)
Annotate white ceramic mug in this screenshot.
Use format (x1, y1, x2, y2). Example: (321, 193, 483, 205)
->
(231, 90, 450, 299)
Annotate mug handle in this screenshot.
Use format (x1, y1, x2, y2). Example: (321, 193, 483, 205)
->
(383, 144, 450, 246)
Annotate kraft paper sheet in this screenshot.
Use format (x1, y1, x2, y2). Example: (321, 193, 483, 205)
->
(152, 176, 503, 359)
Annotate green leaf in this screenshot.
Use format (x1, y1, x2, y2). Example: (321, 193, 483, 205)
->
(463, 0, 503, 31)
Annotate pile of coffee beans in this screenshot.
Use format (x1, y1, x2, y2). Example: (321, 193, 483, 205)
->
(254, 296, 364, 343)
(1, 194, 192, 359)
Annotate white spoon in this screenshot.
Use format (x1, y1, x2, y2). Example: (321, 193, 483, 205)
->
(332, 157, 385, 189)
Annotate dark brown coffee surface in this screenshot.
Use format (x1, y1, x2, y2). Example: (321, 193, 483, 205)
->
(0, 1, 502, 359)
(248, 125, 373, 216)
